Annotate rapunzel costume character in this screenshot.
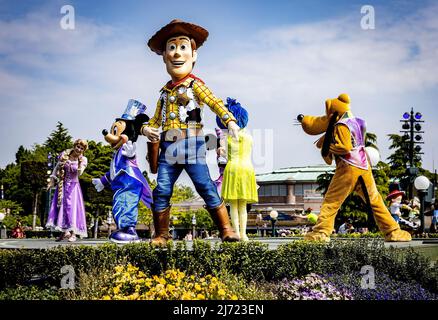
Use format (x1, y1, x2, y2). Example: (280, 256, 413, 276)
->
(46, 139, 89, 241)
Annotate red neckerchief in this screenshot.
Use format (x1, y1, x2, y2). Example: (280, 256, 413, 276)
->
(165, 73, 204, 90)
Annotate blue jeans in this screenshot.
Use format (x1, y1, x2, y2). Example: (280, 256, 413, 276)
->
(153, 136, 222, 212)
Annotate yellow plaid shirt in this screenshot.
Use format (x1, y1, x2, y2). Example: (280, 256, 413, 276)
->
(144, 74, 236, 131)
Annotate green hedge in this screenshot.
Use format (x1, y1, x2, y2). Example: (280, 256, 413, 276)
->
(0, 240, 436, 294)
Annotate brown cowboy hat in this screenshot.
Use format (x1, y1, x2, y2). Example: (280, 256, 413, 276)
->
(147, 19, 209, 55)
(386, 189, 405, 201)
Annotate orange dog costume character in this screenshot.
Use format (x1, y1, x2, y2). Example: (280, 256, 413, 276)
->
(297, 93, 411, 242)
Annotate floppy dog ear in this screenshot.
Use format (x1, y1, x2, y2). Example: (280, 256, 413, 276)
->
(321, 112, 339, 158)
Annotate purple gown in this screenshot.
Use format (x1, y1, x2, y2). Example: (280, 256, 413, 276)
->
(46, 155, 88, 237)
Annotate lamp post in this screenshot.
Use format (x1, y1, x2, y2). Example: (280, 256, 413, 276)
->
(1, 184, 4, 200)
(270, 210, 278, 237)
(45, 152, 56, 226)
(170, 215, 177, 240)
(0, 210, 6, 239)
(191, 213, 197, 239)
(414, 175, 430, 234)
(107, 210, 113, 238)
(400, 109, 424, 199)
(256, 212, 262, 237)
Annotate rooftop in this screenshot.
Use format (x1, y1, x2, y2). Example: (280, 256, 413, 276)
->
(256, 164, 336, 183)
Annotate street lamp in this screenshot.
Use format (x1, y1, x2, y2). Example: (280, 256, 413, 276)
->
(255, 212, 262, 237)
(270, 210, 278, 237)
(170, 216, 178, 240)
(414, 175, 430, 234)
(191, 213, 197, 239)
(0, 209, 6, 239)
(107, 210, 113, 238)
(0, 184, 4, 200)
(400, 108, 425, 199)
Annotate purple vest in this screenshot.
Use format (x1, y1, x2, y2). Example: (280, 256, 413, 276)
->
(335, 116, 369, 170)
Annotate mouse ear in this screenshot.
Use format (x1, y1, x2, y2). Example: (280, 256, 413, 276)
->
(134, 113, 150, 131)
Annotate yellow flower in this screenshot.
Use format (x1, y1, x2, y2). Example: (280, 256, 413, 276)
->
(196, 294, 205, 300)
(231, 295, 238, 300)
(129, 292, 139, 300)
(102, 295, 111, 300)
(113, 286, 121, 295)
(114, 266, 124, 273)
(194, 284, 202, 291)
(181, 292, 193, 300)
(217, 289, 226, 296)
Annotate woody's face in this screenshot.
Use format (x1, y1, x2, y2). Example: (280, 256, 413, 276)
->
(163, 36, 197, 82)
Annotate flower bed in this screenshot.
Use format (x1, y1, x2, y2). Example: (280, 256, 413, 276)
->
(0, 240, 436, 300)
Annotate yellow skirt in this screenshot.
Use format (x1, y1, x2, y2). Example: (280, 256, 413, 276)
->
(221, 162, 258, 203)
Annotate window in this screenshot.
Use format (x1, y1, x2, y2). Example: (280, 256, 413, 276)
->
(259, 184, 287, 196)
(279, 185, 287, 196)
(303, 184, 312, 195)
(272, 185, 279, 196)
(259, 185, 266, 196)
(295, 184, 303, 196)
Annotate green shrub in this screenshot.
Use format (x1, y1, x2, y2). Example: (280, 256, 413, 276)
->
(0, 240, 436, 294)
(0, 286, 60, 300)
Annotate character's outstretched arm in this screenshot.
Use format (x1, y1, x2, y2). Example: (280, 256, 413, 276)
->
(141, 99, 162, 142)
(92, 171, 111, 192)
(193, 82, 237, 124)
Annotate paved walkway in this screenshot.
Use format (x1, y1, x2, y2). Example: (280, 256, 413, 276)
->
(0, 237, 437, 251)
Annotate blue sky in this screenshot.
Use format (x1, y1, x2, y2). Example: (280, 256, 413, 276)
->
(1, 0, 438, 185)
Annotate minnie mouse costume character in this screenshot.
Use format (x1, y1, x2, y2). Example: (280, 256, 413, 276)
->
(92, 100, 153, 243)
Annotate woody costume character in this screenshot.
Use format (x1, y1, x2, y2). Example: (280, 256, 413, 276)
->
(297, 93, 411, 242)
(142, 19, 240, 246)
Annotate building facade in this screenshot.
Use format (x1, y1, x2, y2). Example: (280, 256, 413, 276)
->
(252, 165, 335, 215)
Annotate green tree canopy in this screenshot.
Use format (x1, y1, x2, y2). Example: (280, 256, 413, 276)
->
(44, 122, 73, 157)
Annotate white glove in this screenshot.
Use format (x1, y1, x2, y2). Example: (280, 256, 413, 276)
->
(122, 141, 136, 158)
(92, 178, 104, 192)
(142, 126, 160, 142)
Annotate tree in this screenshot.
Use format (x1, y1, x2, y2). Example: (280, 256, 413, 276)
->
(80, 140, 114, 237)
(365, 132, 379, 150)
(387, 133, 423, 179)
(44, 122, 73, 157)
(20, 161, 47, 229)
(15, 146, 31, 164)
(175, 208, 214, 231)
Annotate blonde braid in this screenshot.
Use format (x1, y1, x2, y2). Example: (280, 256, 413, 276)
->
(56, 150, 71, 208)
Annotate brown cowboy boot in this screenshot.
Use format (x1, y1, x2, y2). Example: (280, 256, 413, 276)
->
(208, 202, 240, 242)
(151, 206, 171, 247)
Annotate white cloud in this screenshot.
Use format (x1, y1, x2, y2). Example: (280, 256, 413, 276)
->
(1, 3, 438, 186)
